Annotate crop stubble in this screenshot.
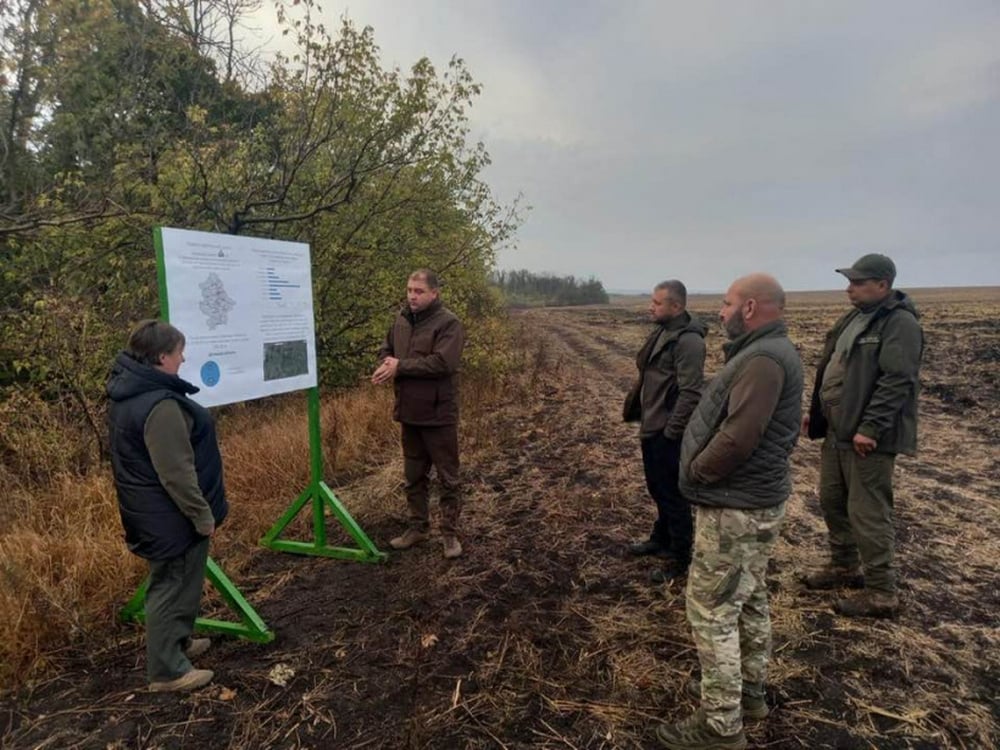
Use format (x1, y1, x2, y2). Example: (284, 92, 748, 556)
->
(2, 288, 997, 749)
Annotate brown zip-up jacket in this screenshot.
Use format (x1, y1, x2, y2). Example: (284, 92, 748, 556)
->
(378, 299, 465, 426)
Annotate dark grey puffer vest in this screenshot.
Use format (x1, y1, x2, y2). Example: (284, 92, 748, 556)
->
(107, 352, 228, 561)
(680, 321, 804, 510)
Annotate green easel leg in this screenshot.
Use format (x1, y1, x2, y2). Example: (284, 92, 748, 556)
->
(260, 387, 387, 562)
(119, 556, 274, 643)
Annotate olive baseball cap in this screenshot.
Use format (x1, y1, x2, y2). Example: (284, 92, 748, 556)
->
(836, 253, 896, 283)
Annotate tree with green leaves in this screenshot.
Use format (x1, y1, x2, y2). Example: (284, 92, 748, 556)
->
(493, 269, 609, 307)
(0, 0, 521, 477)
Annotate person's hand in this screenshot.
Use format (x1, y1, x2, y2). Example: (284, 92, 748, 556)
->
(801, 413, 810, 434)
(852, 433, 877, 458)
(198, 523, 216, 537)
(371, 357, 399, 385)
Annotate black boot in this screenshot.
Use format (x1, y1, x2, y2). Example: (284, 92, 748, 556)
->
(628, 539, 668, 556)
(650, 557, 689, 583)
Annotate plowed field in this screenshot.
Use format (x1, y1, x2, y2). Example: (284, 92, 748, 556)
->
(3, 288, 998, 749)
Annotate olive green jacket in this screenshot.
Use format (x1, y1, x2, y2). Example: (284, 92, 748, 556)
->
(622, 311, 707, 440)
(807, 290, 923, 455)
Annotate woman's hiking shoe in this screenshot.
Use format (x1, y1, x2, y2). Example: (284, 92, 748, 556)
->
(149, 669, 214, 693)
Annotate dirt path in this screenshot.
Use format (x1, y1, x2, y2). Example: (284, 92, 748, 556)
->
(3, 298, 998, 749)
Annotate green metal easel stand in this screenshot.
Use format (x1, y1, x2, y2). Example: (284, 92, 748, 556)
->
(119, 557, 274, 642)
(260, 387, 387, 562)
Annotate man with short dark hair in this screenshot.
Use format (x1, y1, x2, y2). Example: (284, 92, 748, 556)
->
(801, 253, 923, 618)
(656, 274, 803, 750)
(623, 279, 706, 581)
(373, 269, 466, 558)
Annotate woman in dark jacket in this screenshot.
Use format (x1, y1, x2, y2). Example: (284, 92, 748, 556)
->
(107, 320, 228, 692)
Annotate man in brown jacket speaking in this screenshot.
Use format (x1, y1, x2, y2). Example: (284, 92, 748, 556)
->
(372, 269, 466, 558)
(623, 280, 706, 582)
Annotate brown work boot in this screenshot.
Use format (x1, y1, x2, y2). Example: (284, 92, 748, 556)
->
(389, 528, 429, 550)
(835, 590, 899, 618)
(149, 669, 214, 692)
(685, 679, 769, 720)
(655, 709, 747, 749)
(800, 564, 864, 590)
(442, 536, 463, 559)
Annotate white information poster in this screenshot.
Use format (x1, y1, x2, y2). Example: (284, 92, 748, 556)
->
(156, 227, 318, 408)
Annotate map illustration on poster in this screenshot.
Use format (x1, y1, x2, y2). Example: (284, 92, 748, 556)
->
(155, 227, 318, 408)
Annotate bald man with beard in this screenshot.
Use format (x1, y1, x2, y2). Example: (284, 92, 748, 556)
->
(656, 275, 803, 750)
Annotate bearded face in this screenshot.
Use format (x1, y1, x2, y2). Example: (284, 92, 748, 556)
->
(723, 308, 747, 340)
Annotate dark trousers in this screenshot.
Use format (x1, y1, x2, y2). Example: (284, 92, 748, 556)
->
(145, 536, 210, 682)
(402, 423, 461, 535)
(641, 433, 692, 562)
(819, 437, 897, 593)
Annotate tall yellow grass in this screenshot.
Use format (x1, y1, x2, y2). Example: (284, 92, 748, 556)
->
(0, 353, 523, 691)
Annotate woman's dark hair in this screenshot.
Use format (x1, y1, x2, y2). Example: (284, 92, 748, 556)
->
(126, 319, 185, 367)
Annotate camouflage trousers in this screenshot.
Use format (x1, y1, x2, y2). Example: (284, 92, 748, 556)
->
(685, 502, 786, 736)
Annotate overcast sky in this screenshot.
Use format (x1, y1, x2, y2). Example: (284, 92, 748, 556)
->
(258, 1, 1000, 291)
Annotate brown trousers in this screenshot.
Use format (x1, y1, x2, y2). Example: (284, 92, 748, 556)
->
(401, 423, 461, 535)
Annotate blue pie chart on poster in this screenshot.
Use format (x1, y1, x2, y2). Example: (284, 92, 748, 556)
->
(201, 360, 221, 387)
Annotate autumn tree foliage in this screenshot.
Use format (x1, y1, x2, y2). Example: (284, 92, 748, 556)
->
(0, 0, 520, 475)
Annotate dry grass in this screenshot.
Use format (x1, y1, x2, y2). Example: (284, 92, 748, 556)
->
(214, 385, 401, 560)
(0, 373, 514, 690)
(0, 475, 144, 686)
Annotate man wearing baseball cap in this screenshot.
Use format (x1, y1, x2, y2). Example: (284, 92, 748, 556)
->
(800, 253, 923, 617)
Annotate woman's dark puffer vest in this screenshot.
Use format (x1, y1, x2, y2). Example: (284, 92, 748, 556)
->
(680, 321, 803, 510)
(107, 352, 228, 560)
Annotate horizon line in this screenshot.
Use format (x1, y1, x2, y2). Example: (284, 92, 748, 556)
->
(608, 283, 1000, 296)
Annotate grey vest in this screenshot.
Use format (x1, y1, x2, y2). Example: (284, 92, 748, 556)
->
(107, 352, 228, 560)
(680, 321, 803, 510)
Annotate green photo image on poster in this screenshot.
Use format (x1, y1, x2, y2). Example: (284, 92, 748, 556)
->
(264, 340, 309, 381)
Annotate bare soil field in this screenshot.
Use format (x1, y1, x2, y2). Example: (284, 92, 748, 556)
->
(2, 288, 998, 749)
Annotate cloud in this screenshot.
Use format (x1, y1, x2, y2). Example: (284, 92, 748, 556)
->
(250, 1, 1000, 290)
(877, 27, 1000, 122)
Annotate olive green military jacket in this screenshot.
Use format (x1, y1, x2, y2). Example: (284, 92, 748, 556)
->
(807, 291, 923, 456)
